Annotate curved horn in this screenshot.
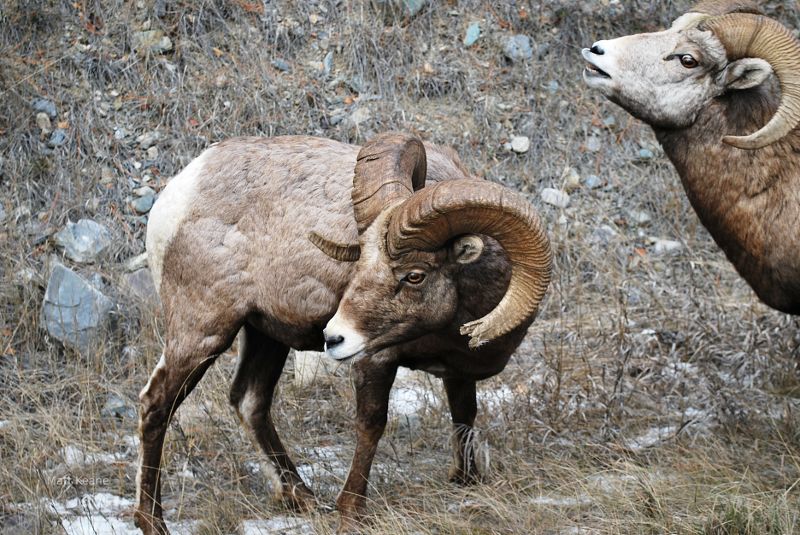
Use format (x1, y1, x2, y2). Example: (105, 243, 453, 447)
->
(309, 231, 361, 262)
(700, 14, 800, 149)
(689, 0, 762, 16)
(387, 179, 552, 349)
(352, 132, 427, 235)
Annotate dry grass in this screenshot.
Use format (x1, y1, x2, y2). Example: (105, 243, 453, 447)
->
(1, 0, 799, 534)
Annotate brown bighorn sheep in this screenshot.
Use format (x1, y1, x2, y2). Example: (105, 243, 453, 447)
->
(582, 0, 800, 313)
(135, 133, 552, 534)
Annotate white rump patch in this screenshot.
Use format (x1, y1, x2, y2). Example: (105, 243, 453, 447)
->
(146, 150, 210, 291)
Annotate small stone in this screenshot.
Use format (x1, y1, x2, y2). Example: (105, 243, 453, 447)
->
(591, 225, 617, 245)
(561, 167, 581, 192)
(510, 136, 530, 154)
(101, 393, 137, 420)
(55, 219, 113, 263)
(637, 148, 655, 161)
(36, 112, 52, 133)
(133, 185, 155, 197)
(630, 209, 652, 225)
(99, 167, 115, 185)
(0, 204, 5, 224)
(132, 30, 173, 55)
(323, 51, 334, 76)
(146, 146, 159, 159)
(136, 131, 160, 149)
(374, 0, 427, 20)
(114, 127, 127, 140)
(546, 80, 559, 93)
(345, 106, 371, 128)
(131, 194, 155, 214)
(122, 268, 159, 306)
(32, 98, 57, 118)
(272, 58, 290, 72)
(504, 34, 533, 61)
(541, 188, 570, 208)
(41, 264, 114, 352)
(586, 135, 601, 153)
(124, 252, 149, 272)
(584, 175, 603, 189)
(651, 238, 682, 255)
(602, 115, 618, 130)
(463, 22, 480, 47)
(48, 129, 67, 147)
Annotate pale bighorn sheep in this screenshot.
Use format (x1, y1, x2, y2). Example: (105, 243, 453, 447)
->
(135, 133, 552, 534)
(582, 0, 800, 313)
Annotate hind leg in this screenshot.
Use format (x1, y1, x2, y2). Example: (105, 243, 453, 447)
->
(443, 376, 481, 485)
(230, 324, 314, 510)
(134, 328, 235, 534)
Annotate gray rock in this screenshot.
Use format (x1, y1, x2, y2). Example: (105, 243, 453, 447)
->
(374, 0, 426, 20)
(561, 167, 581, 192)
(0, 203, 6, 224)
(101, 393, 137, 420)
(510, 135, 530, 154)
(122, 268, 159, 306)
(602, 115, 618, 130)
(131, 194, 155, 214)
(504, 34, 533, 61)
(546, 80, 559, 93)
(637, 148, 655, 161)
(100, 167, 115, 185)
(133, 185, 155, 197)
(114, 127, 127, 140)
(41, 264, 114, 352)
(541, 188, 570, 208)
(146, 146, 159, 159)
(323, 51, 334, 76)
(584, 175, 603, 189)
(586, 135, 602, 153)
(124, 252, 149, 272)
(463, 22, 480, 47)
(651, 238, 682, 255)
(48, 129, 68, 147)
(272, 58, 291, 72)
(629, 209, 652, 225)
(591, 225, 617, 245)
(132, 30, 173, 55)
(36, 112, 52, 133)
(136, 131, 160, 149)
(32, 98, 57, 118)
(55, 219, 113, 263)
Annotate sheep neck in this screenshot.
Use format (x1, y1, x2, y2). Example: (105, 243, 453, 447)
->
(652, 81, 800, 314)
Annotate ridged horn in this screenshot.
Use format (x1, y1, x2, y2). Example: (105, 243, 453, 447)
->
(352, 132, 427, 236)
(700, 14, 800, 149)
(387, 179, 552, 349)
(309, 231, 361, 262)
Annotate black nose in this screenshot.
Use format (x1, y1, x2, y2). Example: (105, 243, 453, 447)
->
(590, 44, 605, 55)
(324, 333, 344, 348)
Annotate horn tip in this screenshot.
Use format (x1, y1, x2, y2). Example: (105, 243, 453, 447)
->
(721, 134, 765, 150)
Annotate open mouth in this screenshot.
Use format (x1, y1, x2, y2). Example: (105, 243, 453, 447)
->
(584, 63, 611, 78)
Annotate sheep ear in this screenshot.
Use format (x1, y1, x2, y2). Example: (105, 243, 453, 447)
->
(451, 235, 484, 265)
(309, 232, 361, 262)
(722, 58, 772, 91)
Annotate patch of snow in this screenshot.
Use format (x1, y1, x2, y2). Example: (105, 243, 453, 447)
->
(60, 445, 126, 466)
(0, 419, 10, 429)
(62, 515, 139, 535)
(477, 384, 513, 409)
(530, 494, 591, 507)
(587, 473, 637, 494)
(390, 385, 436, 417)
(240, 516, 315, 534)
(626, 425, 678, 450)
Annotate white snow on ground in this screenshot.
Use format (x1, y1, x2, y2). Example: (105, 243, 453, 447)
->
(626, 425, 678, 451)
(530, 494, 592, 507)
(60, 445, 126, 466)
(240, 516, 315, 534)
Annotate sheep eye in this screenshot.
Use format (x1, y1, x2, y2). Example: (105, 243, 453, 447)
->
(403, 271, 426, 285)
(679, 54, 698, 68)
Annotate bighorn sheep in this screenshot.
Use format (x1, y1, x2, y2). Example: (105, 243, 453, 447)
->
(135, 133, 552, 534)
(582, 0, 800, 313)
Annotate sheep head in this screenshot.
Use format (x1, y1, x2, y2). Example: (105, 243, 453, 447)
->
(582, 0, 800, 149)
(310, 133, 552, 359)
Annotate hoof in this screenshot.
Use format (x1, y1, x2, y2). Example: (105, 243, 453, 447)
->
(133, 510, 170, 535)
(279, 482, 316, 512)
